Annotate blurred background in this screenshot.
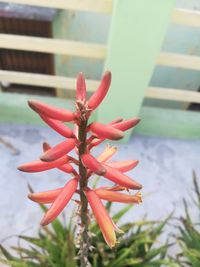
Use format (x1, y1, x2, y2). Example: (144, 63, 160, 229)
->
(0, 0, 200, 259)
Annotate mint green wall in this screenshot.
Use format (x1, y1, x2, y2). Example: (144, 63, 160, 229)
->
(53, 0, 200, 109)
(146, 0, 200, 109)
(53, 10, 110, 89)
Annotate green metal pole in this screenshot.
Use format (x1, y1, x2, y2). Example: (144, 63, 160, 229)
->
(98, 0, 175, 141)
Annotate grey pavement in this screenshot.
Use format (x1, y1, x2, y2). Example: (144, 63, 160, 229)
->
(0, 123, 199, 251)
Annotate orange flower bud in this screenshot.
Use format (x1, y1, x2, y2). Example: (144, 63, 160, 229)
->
(40, 114, 74, 138)
(40, 138, 77, 162)
(97, 145, 118, 163)
(28, 188, 62, 204)
(18, 154, 69, 173)
(95, 189, 142, 204)
(28, 100, 76, 122)
(107, 160, 139, 172)
(81, 153, 106, 175)
(89, 122, 124, 140)
(85, 188, 116, 248)
(103, 164, 142, 190)
(41, 177, 78, 226)
(87, 71, 111, 110)
(76, 72, 86, 101)
(113, 118, 141, 131)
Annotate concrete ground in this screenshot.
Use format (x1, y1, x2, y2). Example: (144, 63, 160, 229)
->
(0, 123, 200, 252)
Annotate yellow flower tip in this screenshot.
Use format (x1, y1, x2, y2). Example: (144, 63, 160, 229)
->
(136, 192, 142, 203)
(106, 236, 117, 249)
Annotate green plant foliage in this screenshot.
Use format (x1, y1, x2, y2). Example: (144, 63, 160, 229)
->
(176, 172, 200, 267)
(0, 203, 177, 267)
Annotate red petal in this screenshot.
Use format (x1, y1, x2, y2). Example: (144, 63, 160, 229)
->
(95, 189, 142, 203)
(28, 100, 75, 121)
(87, 71, 111, 110)
(108, 118, 123, 125)
(76, 72, 86, 101)
(89, 122, 124, 140)
(82, 153, 106, 175)
(42, 142, 75, 174)
(107, 160, 139, 172)
(103, 164, 142, 190)
(18, 153, 69, 172)
(40, 114, 74, 138)
(85, 188, 116, 248)
(41, 177, 78, 226)
(40, 138, 77, 162)
(59, 163, 74, 173)
(28, 188, 62, 204)
(113, 118, 140, 131)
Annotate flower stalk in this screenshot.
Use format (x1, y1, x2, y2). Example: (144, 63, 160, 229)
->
(18, 71, 143, 267)
(77, 109, 90, 267)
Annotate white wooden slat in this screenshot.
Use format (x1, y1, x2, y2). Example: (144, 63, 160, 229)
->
(1, 70, 200, 104)
(157, 52, 200, 70)
(0, 70, 99, 92)
(172, 8, 200, 27)
(146, 86, 200, 104)
(0, 34, 106, 59)
(0, 0, 112, 13)
(0, 1, 199, 27)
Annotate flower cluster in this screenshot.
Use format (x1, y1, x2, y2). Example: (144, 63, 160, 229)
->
(18, 71, 142, 248)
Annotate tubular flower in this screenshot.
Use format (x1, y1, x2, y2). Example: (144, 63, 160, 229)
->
(112, 117, 141, 131)
(18, 70, 143, 249)
(28, 100, 76, 121)
(41, 177, 78, 226)
(40, 114, 74, 138)
(76, 72, 86, 101)
(106, 160, 139, 172)
(85, 188, 116, 248)
(94, 188, 142, 204)
(97, 145, 118, 163)
(87, 71, 111, 110)
(28, 188, 63, 204)
(81, 153, 106, 175)
(40, 138, 77, 162)
(89, 122, 124, 140)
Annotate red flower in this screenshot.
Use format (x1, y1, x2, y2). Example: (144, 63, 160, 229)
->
(19, 71, 142, 248)
(85, 188, 116, 248)
(40, 177, 78, 226)
(87, 71, 111, 111)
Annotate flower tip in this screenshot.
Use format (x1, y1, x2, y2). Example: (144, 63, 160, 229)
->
(42, 142, 50, 152)
(27, 193, 34, 201)
(136, 192, 143, 203)
(17, 165, 23, 171)
(40, 217, 48, 227)
(28, 99, 38, 111)
(40, 154, 51, 162)
(136, 183, 143, 190)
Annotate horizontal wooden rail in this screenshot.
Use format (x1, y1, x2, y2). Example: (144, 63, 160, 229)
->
(0, 0, 112, 13)
(0, 34, 106, 59)
(157, 52, 200, 70)
(172, 8, 200, 27)
(147, 87, 200, 104)
(0, 1, 199, 28)
(0, 70, 99, 91)
(1, 34, 200, 71)
(1, 70, 200, 104)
